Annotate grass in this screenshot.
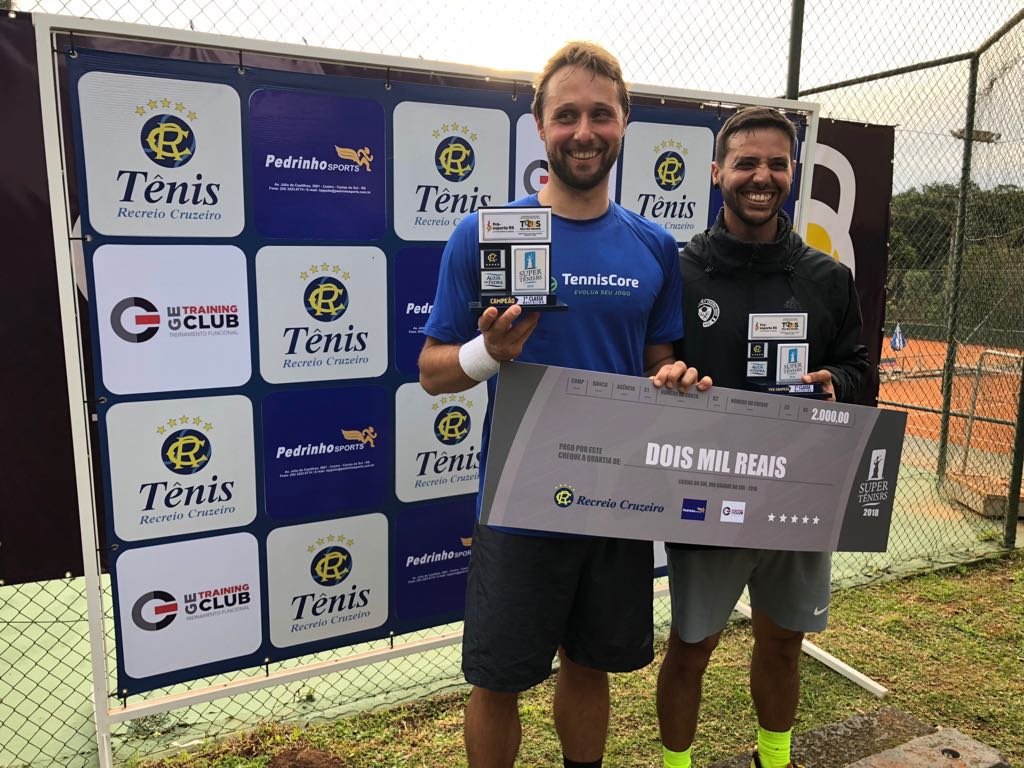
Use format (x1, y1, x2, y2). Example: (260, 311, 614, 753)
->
(139, 550, 1024, 767)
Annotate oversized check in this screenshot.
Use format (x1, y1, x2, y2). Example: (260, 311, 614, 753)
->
(481, 363, 907, 552)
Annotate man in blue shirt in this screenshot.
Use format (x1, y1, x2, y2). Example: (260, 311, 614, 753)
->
(420, 41, 707, 768)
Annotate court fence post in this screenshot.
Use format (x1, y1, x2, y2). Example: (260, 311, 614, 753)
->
(1004, 356, 1024, 549)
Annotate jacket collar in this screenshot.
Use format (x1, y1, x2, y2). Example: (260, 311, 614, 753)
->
(702, 208, 796, 276)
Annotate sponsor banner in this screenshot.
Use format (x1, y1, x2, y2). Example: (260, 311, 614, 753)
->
(393, 248, 442, 376)
(394, 382, 487, 502)
(256, 246, 388, 383)
(483, 363, 906, 551)
(94, 244, 251, 394)
(262, 386, 388, 521)
(395, 500, 475, 622)
(393, 101, 510, 241)
(267, 514, 388, 648)
(116, 532, 261, 680)
(77, 71, 244, 236)
(806, 120, 895, 406)
(620, 122, 713, 243)
(249, 89, 386, 239)
(514, 112, 618, 200)
(106, 395, 257, 541)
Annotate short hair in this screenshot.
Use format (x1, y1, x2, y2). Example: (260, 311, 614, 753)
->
(532, 41, 630, 122)
(714, 107, 797, 166)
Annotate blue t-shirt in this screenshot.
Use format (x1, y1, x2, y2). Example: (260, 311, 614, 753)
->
(423, 195, 683, 519)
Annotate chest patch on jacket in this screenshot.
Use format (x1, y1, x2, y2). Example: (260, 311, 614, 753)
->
(697, 298, 720, 327)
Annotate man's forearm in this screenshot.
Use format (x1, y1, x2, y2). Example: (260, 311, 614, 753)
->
(418, 341, 481, 395)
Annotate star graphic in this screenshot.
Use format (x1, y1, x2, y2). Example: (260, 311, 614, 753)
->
(203, 422, 213, 431)
(187, 111, 197, 121)
(470, 132, 478, 141)
(790, 515, 799, 523)
(802, 516, 810, 524)
(466, 400, 474, 408)
(653, 144, 660, 153)
(432, 403, 439, 411)
(180, 414, 190, 423)
(777, 515, 787, 525)
(316, 538, 325, 546)
(175, 102, 185, 112)
(457, 395, 466, 403)
(327, 534, 336, 542)
(342, 271, 351, 280)
(307, 545, 316, 553)
(320, 262, 330, 271)
(450, 122, 461, 132)
(432, 130, 440, 139)
(310, 264, 320, 273)
(347, 538, 354, 546)
(160, 98, 171, 108)
(167, 418, 178, 427)
(441, 123, 450, 132)
(767, 513, 776, 522)
(135, 105, 146, 116)
(332, 265, 341, 274)
(193, 417, 202, 426)
(147, 99, 157, 109)
(156, 426, 166, 435)
(299, 271, 308, 280)
(461, 125, 469, 134)
(813, 516, 820, 525)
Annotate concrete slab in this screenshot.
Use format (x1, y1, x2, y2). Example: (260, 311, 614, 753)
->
(708, 707, 936, 768)
(846, 729, 1010, 768)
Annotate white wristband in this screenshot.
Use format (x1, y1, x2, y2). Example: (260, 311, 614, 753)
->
(458, 334, 501, 382)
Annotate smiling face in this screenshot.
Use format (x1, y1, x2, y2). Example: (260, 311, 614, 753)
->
(712, 126, 794, 242)
(535, 64, 626, 194)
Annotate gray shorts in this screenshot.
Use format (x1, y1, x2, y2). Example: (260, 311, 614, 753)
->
(665, 546, 832, 642)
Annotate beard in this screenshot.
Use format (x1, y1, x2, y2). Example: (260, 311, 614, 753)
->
(719, 184, 786, 230)
(545, 140, 620, 191)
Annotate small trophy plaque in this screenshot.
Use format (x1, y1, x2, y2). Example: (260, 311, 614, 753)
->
(745, 312, 827, 398)
(470, 206, 567, 313)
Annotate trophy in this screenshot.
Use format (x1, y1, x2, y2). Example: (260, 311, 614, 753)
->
(470, 206, 567, 313)
(745, 313, 827, 398)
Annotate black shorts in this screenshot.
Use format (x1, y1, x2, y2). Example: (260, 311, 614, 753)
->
(462, 523, 654, 693)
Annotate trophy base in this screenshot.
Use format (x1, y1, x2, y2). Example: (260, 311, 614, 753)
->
(470, 297, 569, 314)
(747, 379, 830, 399)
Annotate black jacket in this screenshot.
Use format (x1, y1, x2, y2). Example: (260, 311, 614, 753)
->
(673, 210, 870, 403)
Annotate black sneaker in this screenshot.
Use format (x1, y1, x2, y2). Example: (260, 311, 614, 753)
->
(750, 750, 805, 768)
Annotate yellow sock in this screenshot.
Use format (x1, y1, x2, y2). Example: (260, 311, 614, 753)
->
(756, 726, 792, 768)
(663, 745, 692, 768)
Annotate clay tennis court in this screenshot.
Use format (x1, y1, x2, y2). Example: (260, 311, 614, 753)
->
(877, 336, 1022, 455)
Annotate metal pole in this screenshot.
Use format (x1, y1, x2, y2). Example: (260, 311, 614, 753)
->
(936, 54, 979, 479)
(786, 0, 806, 99)
(1005, 357, 1024, 549)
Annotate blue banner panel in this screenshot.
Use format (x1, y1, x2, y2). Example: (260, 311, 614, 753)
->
(393, 247, 442, 377)
(262, 385, 389, 521)
(249, 89, 387, 240)
(394, 500, 476, 623)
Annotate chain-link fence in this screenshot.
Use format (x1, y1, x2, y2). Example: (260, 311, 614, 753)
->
(2, 2, 1022, 766)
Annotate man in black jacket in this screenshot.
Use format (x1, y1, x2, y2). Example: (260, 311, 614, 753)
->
(655, 107, 870, 768)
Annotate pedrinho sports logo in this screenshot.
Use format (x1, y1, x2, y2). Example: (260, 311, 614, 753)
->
(131, 590, 179, 631)
(655, 150, 685, 191)
(434, 126, 476, 182)
(111, 296, 161, 342)
(434, 405, 471, 446)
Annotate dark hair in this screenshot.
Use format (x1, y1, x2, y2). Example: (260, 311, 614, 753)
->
(532, 41, 630, 121)
(714, 107, 797, 165)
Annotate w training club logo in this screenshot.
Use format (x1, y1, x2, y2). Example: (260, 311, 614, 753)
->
(137, 98, 198, 169)
(131, 590, 178, 631)
(110, 296, 161, 342)
(301, 263, 349, 322)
